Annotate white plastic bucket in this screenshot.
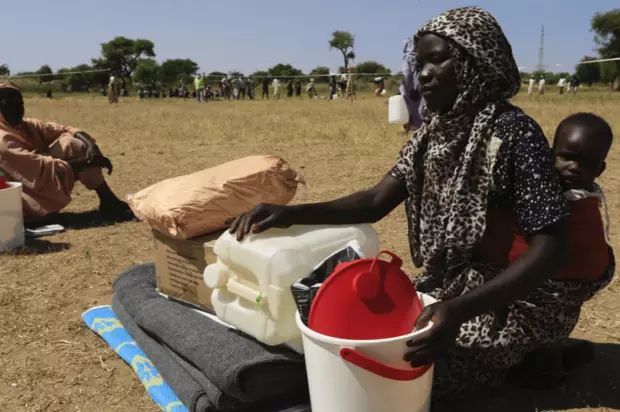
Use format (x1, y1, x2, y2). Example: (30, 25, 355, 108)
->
(388, 94, 409, 124)
(297, 293, 436, 412)
(0, 182, 25, 252)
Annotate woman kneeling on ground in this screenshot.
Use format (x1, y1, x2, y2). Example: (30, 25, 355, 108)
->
(230, 7, 613, 396)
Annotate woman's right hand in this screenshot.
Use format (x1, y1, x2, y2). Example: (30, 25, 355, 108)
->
(228, 204, 293, 241)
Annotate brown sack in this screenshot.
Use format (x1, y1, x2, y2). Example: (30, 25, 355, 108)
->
(128, 155, 300, 239)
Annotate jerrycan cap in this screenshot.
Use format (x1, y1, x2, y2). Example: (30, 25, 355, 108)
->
(308, 251, 423, 340)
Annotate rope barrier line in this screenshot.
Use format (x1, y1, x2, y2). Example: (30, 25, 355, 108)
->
(1, 56, 616, 80)
(577, 57, 620, 65)
(0, 68, 110, 79)
(218, 72, 396, 78)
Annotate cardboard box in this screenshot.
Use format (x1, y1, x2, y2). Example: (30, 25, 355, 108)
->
(152, 229, 222, 311)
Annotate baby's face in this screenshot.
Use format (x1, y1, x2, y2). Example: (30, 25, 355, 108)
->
(554, 125, 606, 191)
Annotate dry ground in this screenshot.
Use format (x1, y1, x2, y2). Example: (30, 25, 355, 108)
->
(1, 90, 619, 411)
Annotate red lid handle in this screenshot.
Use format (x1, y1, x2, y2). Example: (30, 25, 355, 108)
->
(340, 347, 431, 381)
(353, 251, 403, 299)
(373, 250, 402, 268)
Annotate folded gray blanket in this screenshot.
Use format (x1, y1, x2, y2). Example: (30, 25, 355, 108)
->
(113, 295, 309, 412)
(112, 263, 309, 411)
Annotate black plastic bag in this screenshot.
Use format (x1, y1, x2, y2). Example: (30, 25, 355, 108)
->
(291, 245, 362, 325)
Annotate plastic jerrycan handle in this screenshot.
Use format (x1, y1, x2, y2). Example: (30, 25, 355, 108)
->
(339, 348, 431, 381)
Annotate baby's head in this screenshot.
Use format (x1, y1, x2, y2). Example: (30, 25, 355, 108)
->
(553, 113, 613, 191)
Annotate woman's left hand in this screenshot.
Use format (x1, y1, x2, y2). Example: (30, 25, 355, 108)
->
(404, 300, 466, 367)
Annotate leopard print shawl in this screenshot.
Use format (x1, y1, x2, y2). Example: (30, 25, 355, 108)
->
(394, 7, 520, 275)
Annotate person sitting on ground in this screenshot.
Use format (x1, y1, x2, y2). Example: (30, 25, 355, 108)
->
(0, 83, 133, 222)
(229, 7, 606, 398)
(507, 113, 615, 384)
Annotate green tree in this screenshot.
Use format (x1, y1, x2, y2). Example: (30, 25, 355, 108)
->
(229, 71, 244, 78)
(207, 71, 227, 82)
(35, 65, 54, 83)
(355, 61, 391, 77)
(133, 58, 161, 87)
(92, 36, 155, 79)
(592, 9, 620, 58)
(601, 61, 619, 84)
(309, 66, 330, 82)
(160, 58, 199, 85)
(576, 56, 601, 86)
(0, 64, 9, 76)
(267, 64, 303, 78)
(250, 70, 268, 79)
(329, 31, 355, 69)
(58, 64, 98, 91)
(591, 9, 620, 88)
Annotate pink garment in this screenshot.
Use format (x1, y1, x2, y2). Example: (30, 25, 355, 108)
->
(0, 116, 104, 220)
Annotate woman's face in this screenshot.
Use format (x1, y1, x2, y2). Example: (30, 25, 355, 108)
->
(415, 34, 458, 114)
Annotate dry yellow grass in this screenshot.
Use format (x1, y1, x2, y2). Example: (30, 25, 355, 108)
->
(0, 91, 618, 411)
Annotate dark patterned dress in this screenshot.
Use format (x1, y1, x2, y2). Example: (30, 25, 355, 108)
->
(389, 103, 614, 395)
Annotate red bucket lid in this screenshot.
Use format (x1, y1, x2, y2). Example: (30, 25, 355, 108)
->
(308, 251, 423, 340)
(0, 176, 9, 190)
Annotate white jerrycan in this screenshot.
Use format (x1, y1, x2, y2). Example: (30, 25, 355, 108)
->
(0, 182, 25, 252)
(203, 225, 379, 351)
(388, 94, 409, 124)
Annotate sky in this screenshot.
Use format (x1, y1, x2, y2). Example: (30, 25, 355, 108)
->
(1, 0, 617, 76)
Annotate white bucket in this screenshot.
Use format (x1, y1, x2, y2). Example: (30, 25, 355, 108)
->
(0, 182, 25, 252)
(297, 293, 436, 412)
(388, 94, 410, 124)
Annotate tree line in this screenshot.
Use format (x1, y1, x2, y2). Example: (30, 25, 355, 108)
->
(0, 31, 392, 92)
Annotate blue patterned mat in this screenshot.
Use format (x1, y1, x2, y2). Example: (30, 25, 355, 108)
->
(82, 305, 188, 412)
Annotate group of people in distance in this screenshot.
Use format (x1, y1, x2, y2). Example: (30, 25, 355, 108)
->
(528, 75, 581, 96)
(133, 72, 358, 103)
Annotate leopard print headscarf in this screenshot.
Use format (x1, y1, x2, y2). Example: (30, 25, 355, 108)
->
(394, 7, 520, 275)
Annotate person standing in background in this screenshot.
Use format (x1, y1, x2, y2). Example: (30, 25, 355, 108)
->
(239, 78, 247, 99)
(107, 75, 119, 103)
(570, 76, 580, 94)
(262, 77, 269, 99)
(557, 77, 566, 95)
(247, 78, 255, 100)
(294, 79, 302, 97)
(538, 76, 546, 95)
(329, 76, 338, 99)
(345, 68, 356, 102)
(286, 79, 294, 97)
(339, 73, 347, 97)
(272, 78, 280, 99)
(305, 78, 318, 98)
(527, 76, 535, 96)
(194, 74, 206, 102)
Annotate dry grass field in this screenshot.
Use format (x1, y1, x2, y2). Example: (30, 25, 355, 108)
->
(1, 90, 619, 411)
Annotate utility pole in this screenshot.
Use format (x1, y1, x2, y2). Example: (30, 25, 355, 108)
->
(537, 25, 545, 73)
